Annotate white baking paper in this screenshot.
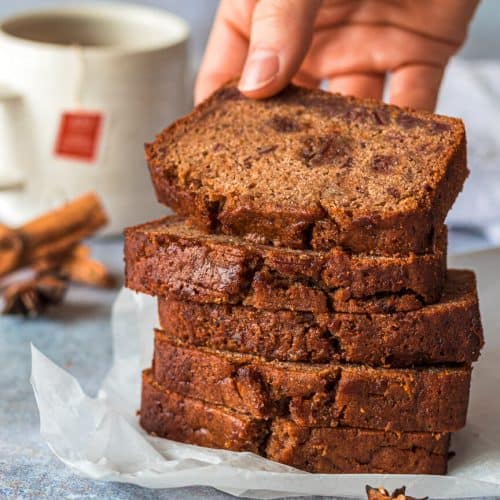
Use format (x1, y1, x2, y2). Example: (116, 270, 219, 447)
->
(30, 247, 500, 498)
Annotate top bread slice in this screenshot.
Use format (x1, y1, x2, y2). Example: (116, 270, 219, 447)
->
(146, 83, 467, 254)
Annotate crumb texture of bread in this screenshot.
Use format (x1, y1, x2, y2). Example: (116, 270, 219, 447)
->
(141, 371, 450, 474)
(157, 269, 483, 366)
(151, 330, 471, 432)
(265, 418, 449, 474)
(140, 370, 266, 452)
(146, 84, 468, 253)
(124, 216, 449, 313)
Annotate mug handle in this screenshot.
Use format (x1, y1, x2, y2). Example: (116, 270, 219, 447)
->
(0, 84, 24, 191)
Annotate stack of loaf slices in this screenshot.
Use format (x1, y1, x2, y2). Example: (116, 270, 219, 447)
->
(125, 84, 484, 474)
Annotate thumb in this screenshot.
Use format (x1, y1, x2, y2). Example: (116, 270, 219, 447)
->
(239, 0, 321, 98)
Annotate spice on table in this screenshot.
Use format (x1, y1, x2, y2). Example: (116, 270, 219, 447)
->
(0, 192, 107, 277)
(0, 192, 114, 317)
(1, 274, 67, 317)
(366, 485, 427, 500)
(0, 224, 22, 276)
(35, 245, 116, 289)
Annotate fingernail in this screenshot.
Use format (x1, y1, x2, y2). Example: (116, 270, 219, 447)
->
(239, 50, 279, 92)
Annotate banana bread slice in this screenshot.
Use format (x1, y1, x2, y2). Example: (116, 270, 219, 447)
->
(158, 270, 483, 366)
(141, 370, 450, 474)
(265, 418, 450, 475)
(146, 83, 467, 254)
(152, 330, 471, 432)
(141, 370, 266, 453)
(125, 216, 447, 313)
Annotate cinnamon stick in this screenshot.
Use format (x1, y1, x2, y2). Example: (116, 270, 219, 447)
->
(32, 244, 115, 288)
(0, 193, 107, 277)
(0, 224, 22, 276)
(69, 245, 91, 259)
(59, 253, 116, 288)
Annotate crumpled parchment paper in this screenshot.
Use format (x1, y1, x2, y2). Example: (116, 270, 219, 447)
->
(30, 247, 500, 498)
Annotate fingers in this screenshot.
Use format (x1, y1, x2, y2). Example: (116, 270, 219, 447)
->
(194, 0, 250, 104)
(328, 73, 385, 100)
(326, 65, 443, 110)
(302, 24, 454, 77)
(315, 0, 479, 46)
(238, 0, 322, 98)
(389, 64, 445, 111)
(292, 70, 321, 89)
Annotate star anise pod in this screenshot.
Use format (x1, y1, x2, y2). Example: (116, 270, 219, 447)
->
(1, 274, 68, 317)
(366, 485, 428, 500)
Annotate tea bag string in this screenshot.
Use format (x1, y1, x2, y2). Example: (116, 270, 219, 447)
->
(71, 44, 85, 109)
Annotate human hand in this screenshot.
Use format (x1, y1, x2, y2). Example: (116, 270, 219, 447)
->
(195, 0, 479, 110)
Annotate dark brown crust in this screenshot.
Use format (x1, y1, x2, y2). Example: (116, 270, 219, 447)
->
(124, 217, 447, 313)
(146, 83, 468, 254)
(158, 270, 483, 366)
(152, 330, 471, 432)
(141, 371, 450, 474)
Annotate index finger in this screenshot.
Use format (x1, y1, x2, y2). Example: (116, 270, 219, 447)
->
(194, 0, 251, 104)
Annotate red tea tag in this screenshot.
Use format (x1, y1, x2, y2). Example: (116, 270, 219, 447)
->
(54, 111, 104, 162)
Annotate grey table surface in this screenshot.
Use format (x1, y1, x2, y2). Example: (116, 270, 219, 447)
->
(0, 234, 495, 500)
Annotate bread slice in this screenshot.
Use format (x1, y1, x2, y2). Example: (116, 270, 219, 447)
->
(125, 216, 447, 313)
(141, 370, 450, 474)
(146, 83, 467, 254)
(152, 330, 471, 432)
(141, 370, 266, 453)
(158, 269, 483, 366)
(265, 418, 450, 475)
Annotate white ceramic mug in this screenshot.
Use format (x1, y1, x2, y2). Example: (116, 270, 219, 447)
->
(0, 3, 190, 234)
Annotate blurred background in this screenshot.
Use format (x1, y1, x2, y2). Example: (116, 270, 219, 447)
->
(1, 0, 499, 65)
